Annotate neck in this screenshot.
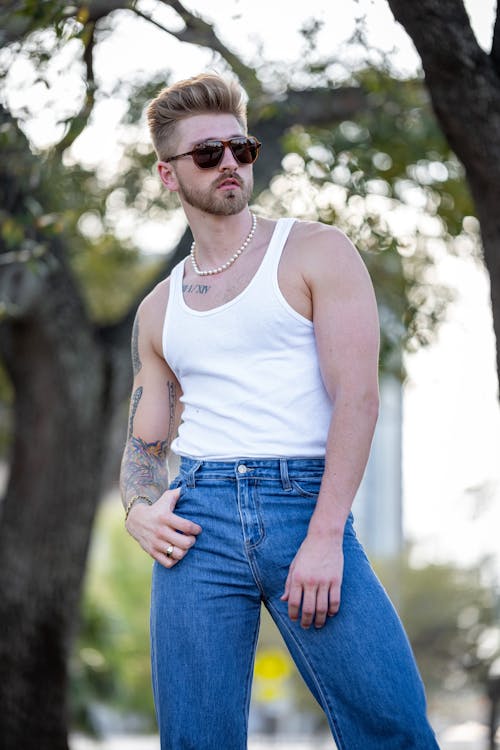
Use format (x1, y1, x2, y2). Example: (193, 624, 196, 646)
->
(190, 212, 257, 277)
(187, 209, 255, 267)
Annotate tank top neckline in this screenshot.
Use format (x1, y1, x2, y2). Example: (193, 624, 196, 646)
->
(174, 217, 295, 317)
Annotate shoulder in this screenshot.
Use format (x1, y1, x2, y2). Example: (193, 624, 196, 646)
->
(138, 275, 171, 322)
(291, 220, 358, 259)
(288, 220, 369, 286)
(134, 274, 173, 358)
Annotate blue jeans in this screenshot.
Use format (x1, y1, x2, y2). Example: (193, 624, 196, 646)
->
(150, 457, 440, 749)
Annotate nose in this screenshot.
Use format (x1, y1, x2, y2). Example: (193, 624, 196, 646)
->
(218, 143, 239, 170)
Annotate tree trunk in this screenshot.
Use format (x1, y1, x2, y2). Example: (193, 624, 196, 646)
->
(386, 0, 500, 393)
(0, 258, 107, 749)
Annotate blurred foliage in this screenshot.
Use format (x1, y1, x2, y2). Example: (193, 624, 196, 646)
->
(72, 501, 499, 734)
(376, 554, 500, 694)
(71, 501, 158, 732)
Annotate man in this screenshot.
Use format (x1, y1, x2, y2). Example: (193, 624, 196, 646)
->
(120, 72, 440, 749)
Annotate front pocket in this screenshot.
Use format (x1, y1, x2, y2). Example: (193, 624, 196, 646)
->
(290, 477, 322, 498)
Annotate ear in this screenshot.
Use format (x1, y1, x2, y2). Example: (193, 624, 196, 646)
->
(157, 161, 179, 192)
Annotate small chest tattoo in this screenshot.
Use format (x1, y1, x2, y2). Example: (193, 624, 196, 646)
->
(182, 283, 211, 295)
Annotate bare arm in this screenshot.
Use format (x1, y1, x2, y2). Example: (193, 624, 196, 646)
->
(120, 303, 179, 513)
(119, 284, 201, 567)
(282, 226, 380, 627)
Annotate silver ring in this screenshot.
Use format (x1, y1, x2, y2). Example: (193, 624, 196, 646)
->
(166, 544, 174, 558)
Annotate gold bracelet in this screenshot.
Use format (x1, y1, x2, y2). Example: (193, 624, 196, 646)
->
(125, 495, 153, 520)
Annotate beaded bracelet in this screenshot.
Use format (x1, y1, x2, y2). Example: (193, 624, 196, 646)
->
(125, 494, 153, 521)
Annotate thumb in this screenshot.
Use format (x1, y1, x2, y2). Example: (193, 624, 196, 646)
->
(163, 485, 181, 509)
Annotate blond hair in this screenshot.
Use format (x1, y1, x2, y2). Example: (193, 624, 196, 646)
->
(146, 73, 248, 161)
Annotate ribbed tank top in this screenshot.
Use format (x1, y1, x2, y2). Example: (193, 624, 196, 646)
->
(162, 217, 333, 459)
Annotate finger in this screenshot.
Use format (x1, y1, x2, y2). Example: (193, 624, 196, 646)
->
(158, 535, 192, 561)
(152, 548, 178, 569)
(155, 539, 185, 562)
(300, 586, 317, 629)
(162, 486, 181, 509)
(280, 573, 291, 602)
(328, 583, 341, 617)
(314, 585, 330, 629)
(170, 513, 202, 536)
(166, 529, 198, 551)
(287, 582, 303, 622)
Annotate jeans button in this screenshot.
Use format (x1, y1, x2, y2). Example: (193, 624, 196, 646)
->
(237, 464, 248, 474)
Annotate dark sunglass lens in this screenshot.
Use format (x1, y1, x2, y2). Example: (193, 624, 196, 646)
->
(193, 143, 224, 168)
(231, 139, 258, 164)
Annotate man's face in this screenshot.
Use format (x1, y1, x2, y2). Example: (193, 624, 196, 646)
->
(159, 113, 254, 216)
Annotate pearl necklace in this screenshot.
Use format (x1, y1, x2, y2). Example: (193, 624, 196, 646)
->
(190, 213, 257, 276)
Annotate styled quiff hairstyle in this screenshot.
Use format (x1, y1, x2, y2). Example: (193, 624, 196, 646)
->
(146, 73, 248, 161)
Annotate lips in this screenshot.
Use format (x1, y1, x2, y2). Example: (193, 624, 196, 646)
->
(216, 174, 242, 190)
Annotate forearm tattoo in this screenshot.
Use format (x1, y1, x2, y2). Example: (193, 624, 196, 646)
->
(132, 313, 142, 376)
(120, 435, 168, 509)
(121, 378, 179, 509)
(128, 386, 143, 439)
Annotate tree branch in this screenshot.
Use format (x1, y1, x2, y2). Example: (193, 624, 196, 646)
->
(55, 20, 97, 155)
(386, 0, 499, 178)
(85, 0, 131, 22)
(387, 0, 485, 76)
(149, 0, 262, 96)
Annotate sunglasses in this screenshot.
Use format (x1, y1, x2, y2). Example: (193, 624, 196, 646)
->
(165, 136, 261, 170)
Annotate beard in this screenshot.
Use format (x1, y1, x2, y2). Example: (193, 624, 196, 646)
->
(174, 170, 253, 216)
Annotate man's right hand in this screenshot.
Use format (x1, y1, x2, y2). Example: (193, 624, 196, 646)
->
(125, 487, 202, 568)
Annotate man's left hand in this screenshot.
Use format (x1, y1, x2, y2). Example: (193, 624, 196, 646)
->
(281, 535, 344, 629)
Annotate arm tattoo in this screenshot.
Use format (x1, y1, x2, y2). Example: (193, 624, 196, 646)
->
(128, 386, 143, 439)
(120, 435, 169, 509)
(131, 313, 142, 376)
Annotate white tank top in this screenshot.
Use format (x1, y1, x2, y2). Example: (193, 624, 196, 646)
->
(162, 217, 333, 459)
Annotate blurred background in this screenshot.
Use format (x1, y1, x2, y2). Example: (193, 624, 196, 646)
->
(1, 1, 500, 749)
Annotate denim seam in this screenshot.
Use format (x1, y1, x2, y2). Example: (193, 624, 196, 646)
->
(266, 599, 347, 750)
(242, 605, 262, 735)
(184, 475, 235, 482)
(149, 565, 160, 721)
(236, 479, 266, 552)
(246, 480, 267, 550)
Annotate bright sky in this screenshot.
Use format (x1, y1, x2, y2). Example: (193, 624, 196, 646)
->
(4, 0, 499, 574)
(403, 250, 500, 575)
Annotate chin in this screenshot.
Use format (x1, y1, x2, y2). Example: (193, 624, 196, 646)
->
(214, 197, 248, 216)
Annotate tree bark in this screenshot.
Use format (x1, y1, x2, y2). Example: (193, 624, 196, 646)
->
(387, 0, 500, 392)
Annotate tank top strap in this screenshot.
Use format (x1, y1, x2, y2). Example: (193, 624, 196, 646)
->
(260, 217, 297, 275)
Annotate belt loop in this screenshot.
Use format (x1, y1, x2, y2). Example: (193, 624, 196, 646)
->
(186, 460, 202, 488)
(279, 458, 292, 490)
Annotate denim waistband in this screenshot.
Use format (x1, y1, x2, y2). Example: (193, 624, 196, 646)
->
(177, 455, 325, 489)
